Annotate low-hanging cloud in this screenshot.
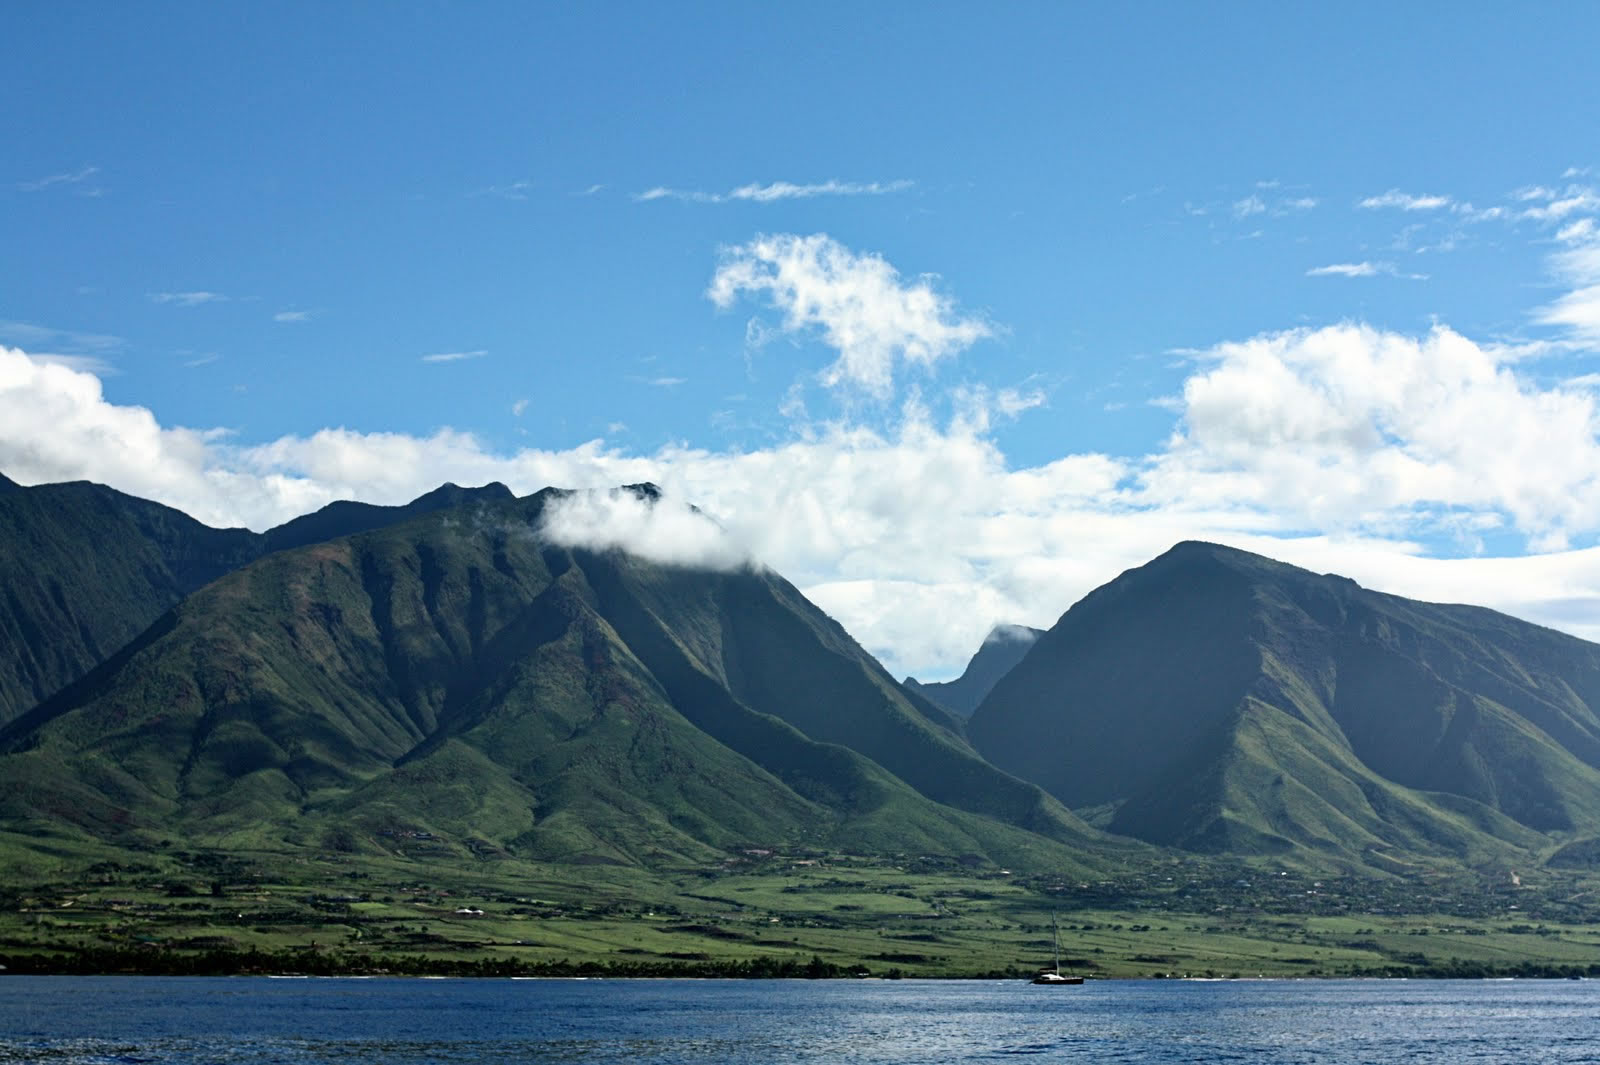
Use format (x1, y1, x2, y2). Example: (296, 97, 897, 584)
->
(537, 487, 753, 572)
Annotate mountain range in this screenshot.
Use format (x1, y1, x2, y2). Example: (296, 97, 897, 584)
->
(0, 482, 1112, 874)
(3, 475, 1600, 876)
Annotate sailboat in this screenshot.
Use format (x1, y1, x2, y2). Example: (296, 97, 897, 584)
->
(1031, 912, 1084, 985)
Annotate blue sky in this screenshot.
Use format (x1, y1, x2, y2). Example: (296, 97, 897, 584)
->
(6, 3, 1600, 677)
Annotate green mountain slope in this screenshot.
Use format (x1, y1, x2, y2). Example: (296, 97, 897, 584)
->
(0, 490, 1121, 874)
(968, 542, 1600, 868)
(0, 481, 260, 724)
(0, 476, 513, 725)
(905, 624, 1043, 717)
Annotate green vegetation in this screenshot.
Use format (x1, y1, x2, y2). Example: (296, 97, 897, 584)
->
(0, 478, 514, 725)
(4, 844, 1599, 979)
(971, 541, 1600, 869)
(0, 489, 1123, 881)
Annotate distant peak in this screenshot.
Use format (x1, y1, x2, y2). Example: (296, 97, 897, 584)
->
(0, 470, 19, 493)
(622, 482, 663, 502)
(982, 623, 1043, 646)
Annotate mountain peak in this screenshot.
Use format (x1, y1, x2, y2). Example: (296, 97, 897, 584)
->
(414, 481, 515, 505)
(906, 623, 1044, 717)
(1143, 540, 1326, 586)
(983, 623, 1041, 646)
(622, 482, 663, 501)
(0, 471, 19, 493)
(1154, 539, 1257, 564)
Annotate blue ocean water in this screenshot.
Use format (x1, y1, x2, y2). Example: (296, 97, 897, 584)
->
(0, 977, 1595, 1064)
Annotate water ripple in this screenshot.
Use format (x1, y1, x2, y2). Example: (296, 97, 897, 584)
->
(0, 977, 1595, 1064)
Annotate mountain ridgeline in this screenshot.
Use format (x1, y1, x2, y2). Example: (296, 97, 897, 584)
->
(5, 474, 1600, 876)
(0, 486, 1111, 873)
(0, 478, 514, 724)
(968, 542, 1600, 869)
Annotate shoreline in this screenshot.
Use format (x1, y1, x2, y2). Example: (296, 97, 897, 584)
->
(4, 948, 1596, 982)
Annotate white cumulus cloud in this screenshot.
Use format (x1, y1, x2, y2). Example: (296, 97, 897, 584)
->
(1149, 324, 1600, 550)
(707, 233, 992, 398)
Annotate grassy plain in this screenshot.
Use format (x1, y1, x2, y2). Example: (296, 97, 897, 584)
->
(4, 835, 1599, 979)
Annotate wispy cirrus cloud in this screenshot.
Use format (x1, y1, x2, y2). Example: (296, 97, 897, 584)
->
(1537, 233, 1600, 343)
(637, 178, 913, 204)
(0, 320, 121, 374)
(1359, 189, 1453, 211)
(1558, 219, 1597, 244)
(16, 165, 100, 193)
(420, 349, 488, 363)
(472, 180, 534, 201)
(1186, 191, 1317, 220)
(1307, 261, 1428, 281)
(0, 320, 121, 352)
(273, 310, 314, 323)
(1231, 195, 1266, 219)
(1519, 186, 1600, 223)
(150, 291, 228, 307)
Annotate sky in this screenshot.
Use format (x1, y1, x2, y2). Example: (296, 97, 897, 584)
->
(5, 3, 1600, 679)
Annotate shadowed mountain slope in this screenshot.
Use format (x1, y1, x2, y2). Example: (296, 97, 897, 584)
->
(0, 480, 260, 724)
(0, 490, 1122, 873)
(968, 542, 1600, 868)
(906, 624, 1044, 718)
(0, 476, 513, 725)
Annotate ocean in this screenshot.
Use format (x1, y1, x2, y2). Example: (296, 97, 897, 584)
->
(1, 976, 1595, 1063)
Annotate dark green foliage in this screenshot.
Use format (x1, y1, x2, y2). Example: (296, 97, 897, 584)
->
(1547, 836, 1600, 868)
(0, 945, 865, 979)
(0, 481, 259, 724)
(970, 541, 1600, 867)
